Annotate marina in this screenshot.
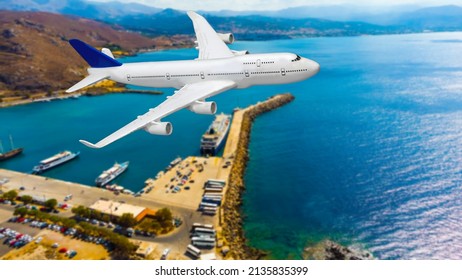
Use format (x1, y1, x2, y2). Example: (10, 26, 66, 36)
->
(0, 93, 294, 260)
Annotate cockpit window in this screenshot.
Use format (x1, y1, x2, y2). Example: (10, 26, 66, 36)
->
(291, 55, 301, 62)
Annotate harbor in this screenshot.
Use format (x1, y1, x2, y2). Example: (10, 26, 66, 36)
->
(0, 93, 295, 259)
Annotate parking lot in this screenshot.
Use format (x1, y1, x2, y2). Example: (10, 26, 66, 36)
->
(0, 221, 41, 257)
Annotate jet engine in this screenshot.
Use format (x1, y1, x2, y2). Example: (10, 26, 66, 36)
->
(231, 50, 249, 56)
(143, 121, 173, 135)
(188, 101, 217, 115)
(217, 33, 235, 44)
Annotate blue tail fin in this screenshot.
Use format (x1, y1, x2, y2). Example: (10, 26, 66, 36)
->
(69, 39, 122, 68)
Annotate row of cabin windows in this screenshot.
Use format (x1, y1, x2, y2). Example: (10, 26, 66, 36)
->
(208, 72, 244, 76)
(129, 69, 306, 80)
(171, 74, 200, 77)
(250, 71, 281, 75)
(131, 75, 164, 79)
(243, 61, 275, 65)
(286, 69, 308, 73)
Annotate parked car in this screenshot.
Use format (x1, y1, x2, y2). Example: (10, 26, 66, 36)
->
(67, 250, 77, 258)
(161, 248, 171, 260)
(4, 237, 13, 244)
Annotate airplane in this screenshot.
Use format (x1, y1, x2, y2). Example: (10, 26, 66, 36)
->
(67, 11, 320, 149)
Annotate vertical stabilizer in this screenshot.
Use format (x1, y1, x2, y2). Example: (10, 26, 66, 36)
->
(69, 39, 122, 68)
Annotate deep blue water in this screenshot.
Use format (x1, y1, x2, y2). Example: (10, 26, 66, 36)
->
(2, 32, 462, 259)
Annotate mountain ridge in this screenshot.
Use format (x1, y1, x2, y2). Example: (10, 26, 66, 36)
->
(0, 10, 189, 97)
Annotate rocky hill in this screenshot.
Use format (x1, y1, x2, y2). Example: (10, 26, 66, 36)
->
(0, 11, 190, 98)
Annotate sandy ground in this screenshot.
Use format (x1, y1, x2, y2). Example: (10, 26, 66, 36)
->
(142, 156, 229, 210)
(0, 207, 12, 223)
(2, 229, 109, 260)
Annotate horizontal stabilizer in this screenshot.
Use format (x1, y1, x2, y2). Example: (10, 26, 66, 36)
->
(66, 72, 109, 93)
(69, 39, 122, 68)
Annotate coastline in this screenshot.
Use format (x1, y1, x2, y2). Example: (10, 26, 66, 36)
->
(221, 93, 295, 260)
(0, 81, 163, 108)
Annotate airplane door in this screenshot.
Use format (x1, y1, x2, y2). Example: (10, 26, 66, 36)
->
(281, 68, 286, 76)
(256, 59, 261, 67)
(245, 70, 250, 77)
(126, 74, 131, 81)
(166, 73, 170, 80)
(200, 72, 205, 79)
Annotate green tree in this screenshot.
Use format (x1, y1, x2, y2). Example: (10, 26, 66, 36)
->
(100, 215, 110, 223)
(44, 198, 58, 209)
(62, 219, 76, 228)
(72, 205, 87, 217)
(29, 209, 39, 219)
(14, 207, 28, 217)
(49, 215, 60, 224)
(2, 190, 18, 201)
(154, 208, 172, 227)
(137, 219, 152, 232)
(21, 195, 33, 205)
(151, 220, 162, 233)
(118, 213, 136, 228)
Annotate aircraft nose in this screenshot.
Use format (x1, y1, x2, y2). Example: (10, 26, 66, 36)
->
(308, 59, 320, 75)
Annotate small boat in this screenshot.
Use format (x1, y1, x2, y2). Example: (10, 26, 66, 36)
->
(0, 135, 23, 161)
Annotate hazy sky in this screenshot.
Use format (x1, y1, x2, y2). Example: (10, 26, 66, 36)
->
(92, 0, 462, 11)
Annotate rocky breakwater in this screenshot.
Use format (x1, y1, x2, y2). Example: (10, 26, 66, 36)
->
(303, 240, 374, 260)
(222, 93, 295, 260)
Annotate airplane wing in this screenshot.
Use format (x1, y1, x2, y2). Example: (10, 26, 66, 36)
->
(187, 11, 234, 60)
(79, 80, 236, 148)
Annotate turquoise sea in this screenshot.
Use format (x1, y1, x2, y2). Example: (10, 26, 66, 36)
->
(2, 32, 462, 259)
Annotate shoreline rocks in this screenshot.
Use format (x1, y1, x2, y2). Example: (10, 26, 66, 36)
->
(303, 239, 374, 260)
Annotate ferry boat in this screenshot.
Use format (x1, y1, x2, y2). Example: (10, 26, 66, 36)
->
(32, 150, 80, 174)
(200, 113, 231, 156)
(95, 161, 129, 187)
(0, 135, 23, 161)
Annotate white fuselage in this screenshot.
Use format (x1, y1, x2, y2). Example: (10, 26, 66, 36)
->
(96, 53, 320, 90)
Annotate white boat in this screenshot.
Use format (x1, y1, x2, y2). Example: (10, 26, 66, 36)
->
(200, 113, 231, 156)
(95, 161, 129, 187)
(32, 151, 80, 174)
